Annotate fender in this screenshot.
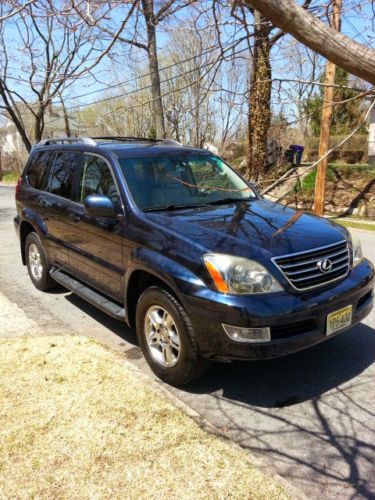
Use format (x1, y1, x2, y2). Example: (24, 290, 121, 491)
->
(21, 208, 49, 239)
(124, 247, 206, 315)
(19, 209, 50, 264)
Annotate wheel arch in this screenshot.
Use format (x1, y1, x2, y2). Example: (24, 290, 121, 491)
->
(20, 220, 38, 265)
(125, 269, 180, 329)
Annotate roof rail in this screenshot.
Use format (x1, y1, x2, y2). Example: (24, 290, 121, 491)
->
(93, 136, 157, 142)
(37, 137, 96, 146)
(36, 136, 182, 147)
(93, 136, 182, 146)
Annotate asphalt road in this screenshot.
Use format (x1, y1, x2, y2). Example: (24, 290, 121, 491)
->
(1, 184, 374, 499)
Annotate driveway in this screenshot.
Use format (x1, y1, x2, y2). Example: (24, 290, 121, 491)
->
(1, 185, 374, 499)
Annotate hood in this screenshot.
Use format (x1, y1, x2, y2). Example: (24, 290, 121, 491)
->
(146, 199, 348, 260)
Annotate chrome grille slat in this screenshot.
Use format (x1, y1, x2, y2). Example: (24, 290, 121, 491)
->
(273, 240, 350, 291)
(280, 247, 348, 270)
(285, 255, 349, 276)
(292, 263, 349, 282)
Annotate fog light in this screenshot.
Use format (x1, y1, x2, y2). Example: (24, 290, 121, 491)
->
(222, 324, 271, 343)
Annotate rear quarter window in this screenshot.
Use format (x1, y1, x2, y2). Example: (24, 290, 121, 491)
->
(26, 151, 52, 190)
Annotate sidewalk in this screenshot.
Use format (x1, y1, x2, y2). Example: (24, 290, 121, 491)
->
(0, 181, 17, 187)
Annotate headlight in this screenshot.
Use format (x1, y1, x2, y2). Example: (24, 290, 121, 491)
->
(349, 230, 363, 267)
(204, 254, 283, 294)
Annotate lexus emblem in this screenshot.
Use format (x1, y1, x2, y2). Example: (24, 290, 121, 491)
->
(317, 258, 333, 273)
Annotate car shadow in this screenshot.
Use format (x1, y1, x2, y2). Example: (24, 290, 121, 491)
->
(184, 323, 375, 408)
(64, 292, 139, 348)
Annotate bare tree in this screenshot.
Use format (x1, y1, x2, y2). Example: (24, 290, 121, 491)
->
(0, 2, 130, 152)
(88, 1, 196, 139)
(0, 0, 36, 21)
(243, 0, 375, 85)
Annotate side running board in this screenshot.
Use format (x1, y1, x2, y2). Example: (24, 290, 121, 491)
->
(50, 268, 126, 321)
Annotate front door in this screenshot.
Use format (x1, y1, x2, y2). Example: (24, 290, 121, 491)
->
(66, 153, 124, 302)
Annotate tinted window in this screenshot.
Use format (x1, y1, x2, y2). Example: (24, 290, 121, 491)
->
(117, 155, 256, 210)
(79, 155, 119, 205)
(49, 152, 80, 199)
(27, 151, 51, 190)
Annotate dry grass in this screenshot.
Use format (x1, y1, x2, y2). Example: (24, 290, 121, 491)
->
(0, 336, 287, 500)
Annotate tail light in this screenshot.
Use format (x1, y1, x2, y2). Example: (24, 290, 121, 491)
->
(15, 176, 22, 197)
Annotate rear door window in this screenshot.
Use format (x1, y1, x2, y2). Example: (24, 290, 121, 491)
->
(48, 152, 81, 199)
(26, 151, 52, 191)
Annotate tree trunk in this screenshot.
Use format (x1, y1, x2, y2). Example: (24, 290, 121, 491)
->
(59, 95, 71, 137)
(244, 0, 375, 85)
(0, 80, 32, 152)
(246, 10, 272, 182)
(141, 0, 166, 139)
(34, 108, 45, 144)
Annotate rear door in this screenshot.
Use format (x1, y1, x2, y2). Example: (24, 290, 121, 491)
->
(65, 153, 124, 302)
(42, 151, 83, 267)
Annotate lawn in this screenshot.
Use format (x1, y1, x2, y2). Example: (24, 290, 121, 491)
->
(0, 335, 287, 499)
(332, 219, 375, 232)
(0, 172, 19, 182)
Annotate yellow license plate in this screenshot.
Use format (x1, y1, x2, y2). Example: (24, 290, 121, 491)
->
(326, 305, 352, 336)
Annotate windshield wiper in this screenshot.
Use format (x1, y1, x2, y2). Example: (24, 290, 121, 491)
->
(206, 197, 250, 206)
(142, 203, 209, 212)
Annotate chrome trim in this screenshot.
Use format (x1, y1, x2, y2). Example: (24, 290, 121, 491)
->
(273, 239, 347, 260)
(280, 247, 348, 270)
(286, 254, 348, 276)
(292, 262, 349, 282)
(272, 240, 351, 292)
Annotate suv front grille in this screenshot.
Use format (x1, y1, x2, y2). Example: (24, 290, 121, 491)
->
(273, 240, 350, 291)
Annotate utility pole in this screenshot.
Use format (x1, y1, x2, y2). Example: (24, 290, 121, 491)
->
(368, 105, 375, 165)
(314, 0, 342, 216)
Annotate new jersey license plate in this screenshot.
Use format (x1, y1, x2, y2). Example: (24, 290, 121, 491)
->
(326, 305, 352, 336)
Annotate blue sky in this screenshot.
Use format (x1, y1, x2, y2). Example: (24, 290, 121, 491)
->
(1, 0, 374, 124)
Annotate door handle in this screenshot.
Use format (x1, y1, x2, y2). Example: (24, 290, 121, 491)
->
(38, 200, 48, 208)
(69, 213, 81, 223)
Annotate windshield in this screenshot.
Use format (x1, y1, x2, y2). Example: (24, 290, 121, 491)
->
(117, 154, 256, 210)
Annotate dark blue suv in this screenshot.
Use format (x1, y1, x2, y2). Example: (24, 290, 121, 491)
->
(14, 137, 374, 385)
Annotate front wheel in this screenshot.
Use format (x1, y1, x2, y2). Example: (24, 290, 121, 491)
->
(136, 287, 210, 386)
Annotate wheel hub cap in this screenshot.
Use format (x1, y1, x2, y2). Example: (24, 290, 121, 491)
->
(29, 243, 43, 281)
(145, 306, 181, 367)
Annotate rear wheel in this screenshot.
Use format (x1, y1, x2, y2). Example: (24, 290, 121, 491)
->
(25, 232, 55, 291)
(136, 287, 210, 386)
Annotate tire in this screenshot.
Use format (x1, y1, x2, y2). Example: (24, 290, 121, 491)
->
(136, 286, 210, 386)
(25, 232, 55, 291)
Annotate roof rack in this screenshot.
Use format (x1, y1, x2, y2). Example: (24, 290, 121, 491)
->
(36, 136, 182, 147)
(37, 137, 96, 146)
(92, 136, 182, 146)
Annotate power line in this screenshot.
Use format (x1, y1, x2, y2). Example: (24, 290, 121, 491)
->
(1, 36, 248, 118)
(43, 42, 250, 125)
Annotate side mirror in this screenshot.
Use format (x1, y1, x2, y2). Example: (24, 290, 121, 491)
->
(84, 194, 115, 218)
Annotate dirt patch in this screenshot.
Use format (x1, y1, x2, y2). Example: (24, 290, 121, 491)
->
(284, 165, 375, 216)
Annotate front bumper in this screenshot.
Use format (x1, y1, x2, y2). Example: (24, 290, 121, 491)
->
(183, 259, 374, 361)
